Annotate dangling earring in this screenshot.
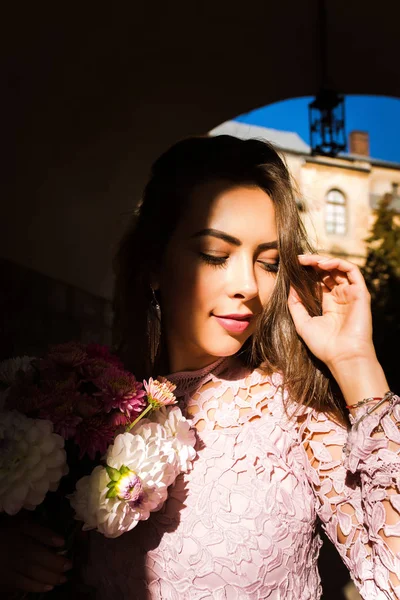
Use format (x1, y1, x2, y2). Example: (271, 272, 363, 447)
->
(147, 286, 161, 368)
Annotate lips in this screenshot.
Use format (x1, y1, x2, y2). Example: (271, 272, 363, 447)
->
(212, 313, 253, 334)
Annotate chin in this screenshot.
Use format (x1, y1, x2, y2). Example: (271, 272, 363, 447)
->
(203, 336, 248, 359)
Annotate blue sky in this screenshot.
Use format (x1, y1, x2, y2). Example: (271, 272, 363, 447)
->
(235, 96, 400, 163)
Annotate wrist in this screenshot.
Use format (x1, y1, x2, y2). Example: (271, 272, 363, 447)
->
(328, 355, 389, 407)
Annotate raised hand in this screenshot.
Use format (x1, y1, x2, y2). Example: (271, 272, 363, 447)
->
(288, 254, 375, 369)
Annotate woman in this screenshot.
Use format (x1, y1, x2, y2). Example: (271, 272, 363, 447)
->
(2, 135, 400, 598)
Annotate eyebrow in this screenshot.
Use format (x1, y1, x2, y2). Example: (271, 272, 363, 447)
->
(192, 228, 278, 251)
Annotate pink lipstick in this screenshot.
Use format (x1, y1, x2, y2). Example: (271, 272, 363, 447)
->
(213, 313, 253, 334)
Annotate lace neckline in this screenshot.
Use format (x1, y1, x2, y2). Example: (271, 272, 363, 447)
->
(166, 357, 228, 398)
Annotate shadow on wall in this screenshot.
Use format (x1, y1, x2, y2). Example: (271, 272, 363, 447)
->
(0, 258, 112, 359)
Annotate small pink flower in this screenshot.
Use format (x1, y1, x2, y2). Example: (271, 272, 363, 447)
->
(96, 367, 146, 417)
(144, 377, 177, 408)
(74, 414, 116, 460)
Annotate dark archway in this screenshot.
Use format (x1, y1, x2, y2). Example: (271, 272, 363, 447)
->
(2, 1, 400, 297)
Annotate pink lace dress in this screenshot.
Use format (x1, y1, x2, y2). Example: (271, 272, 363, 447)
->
(83, 358, 400, 599)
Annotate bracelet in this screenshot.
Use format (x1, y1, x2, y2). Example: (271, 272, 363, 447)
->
(346, 396, 384, 410)
(352, 391, 396, 430)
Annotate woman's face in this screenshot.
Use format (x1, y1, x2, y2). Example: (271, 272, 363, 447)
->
(157, 180, 279, 372)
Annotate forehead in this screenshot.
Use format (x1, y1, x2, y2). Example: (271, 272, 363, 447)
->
(175, 180, 277, 241)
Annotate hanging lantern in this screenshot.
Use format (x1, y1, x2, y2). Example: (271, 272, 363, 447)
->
(309, 89, 346, 157)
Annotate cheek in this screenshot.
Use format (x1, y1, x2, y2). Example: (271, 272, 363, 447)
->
(258, 274, 278, 306)
(160, 256, 221, 319)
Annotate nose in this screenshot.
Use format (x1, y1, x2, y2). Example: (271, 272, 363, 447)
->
(226, 255, 259, 301)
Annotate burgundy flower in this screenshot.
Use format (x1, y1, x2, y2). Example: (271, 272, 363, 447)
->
(74, 414, 116, 460)
(6, 382, 51, 417)
(46, 342, 87, 368)
(85, 344, 124, 369)
(75, 394, 102, 419)
(108, 411, 130, 428)
(80, 358, 117, 381)
(52, 414, 83, 440)
(39, 391, 82, 439)
(95, 367, 146, 418)
(38, 365, 79, 395)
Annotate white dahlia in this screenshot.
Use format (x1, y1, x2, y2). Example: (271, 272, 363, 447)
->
(0, 411, 68, 515)
(0, 356, 35, 387)
(153, 406, 197, 472)
(70, 426, 180, 538)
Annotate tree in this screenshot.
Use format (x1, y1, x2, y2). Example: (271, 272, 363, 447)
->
(362, 193, 400, 390)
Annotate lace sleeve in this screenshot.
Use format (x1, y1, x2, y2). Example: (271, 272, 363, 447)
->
(299, 396, 400, 599)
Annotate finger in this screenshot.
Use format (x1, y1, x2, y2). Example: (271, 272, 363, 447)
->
(7, 571, 55, 593)
(20, 520, 65, 548)
(15, 535, 70, 574)
(321, 274, 336, 290)
(287, 287, 312, 338)
(323, 268, 348, 286)
(29, 543, 71, 574)
(16, 562, 67, 587)
(298, 255, 348, 283)
(298, 255, 365, 287)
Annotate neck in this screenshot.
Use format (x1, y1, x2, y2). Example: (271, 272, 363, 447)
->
(169, 354, 229, 375)
(165, 332, 230, 374)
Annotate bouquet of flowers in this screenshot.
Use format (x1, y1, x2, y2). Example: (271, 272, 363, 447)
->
(0, 343, 196, 543)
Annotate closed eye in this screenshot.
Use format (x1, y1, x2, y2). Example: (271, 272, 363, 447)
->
(200, 253, 279, 273)
(199, 252, 228, 267)
(257, 260, 280, 273)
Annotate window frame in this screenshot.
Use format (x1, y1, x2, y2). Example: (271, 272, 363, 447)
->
(325, 188, 347, 236)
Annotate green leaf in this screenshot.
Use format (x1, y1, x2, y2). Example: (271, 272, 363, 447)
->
(120, 465, 130, 476)
(106, 488, 118, 499)
(106, 465, 120, 482)
(106, 481, 116, 489)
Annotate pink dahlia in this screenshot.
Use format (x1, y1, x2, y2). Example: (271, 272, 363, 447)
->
(144, 377, 177, 408)
(74, 414, 116, 460)
(95, 367, 146, 418)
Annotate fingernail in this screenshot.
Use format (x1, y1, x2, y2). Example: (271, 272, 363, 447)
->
(44, 585, 54, 591)
(63, 561, 73, 571)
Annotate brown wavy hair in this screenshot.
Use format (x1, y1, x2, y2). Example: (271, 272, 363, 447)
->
(113, 135, 348, 426)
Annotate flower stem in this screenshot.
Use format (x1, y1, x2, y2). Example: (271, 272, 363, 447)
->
(126, 402, 153, 432)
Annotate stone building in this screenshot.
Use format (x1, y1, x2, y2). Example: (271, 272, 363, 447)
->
(210, 121, 400, 265)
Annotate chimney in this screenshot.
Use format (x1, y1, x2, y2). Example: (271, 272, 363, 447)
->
(349, 131, 370, 156)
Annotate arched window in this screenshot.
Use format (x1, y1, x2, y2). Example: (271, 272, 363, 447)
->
(325, 189, 346, 235)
